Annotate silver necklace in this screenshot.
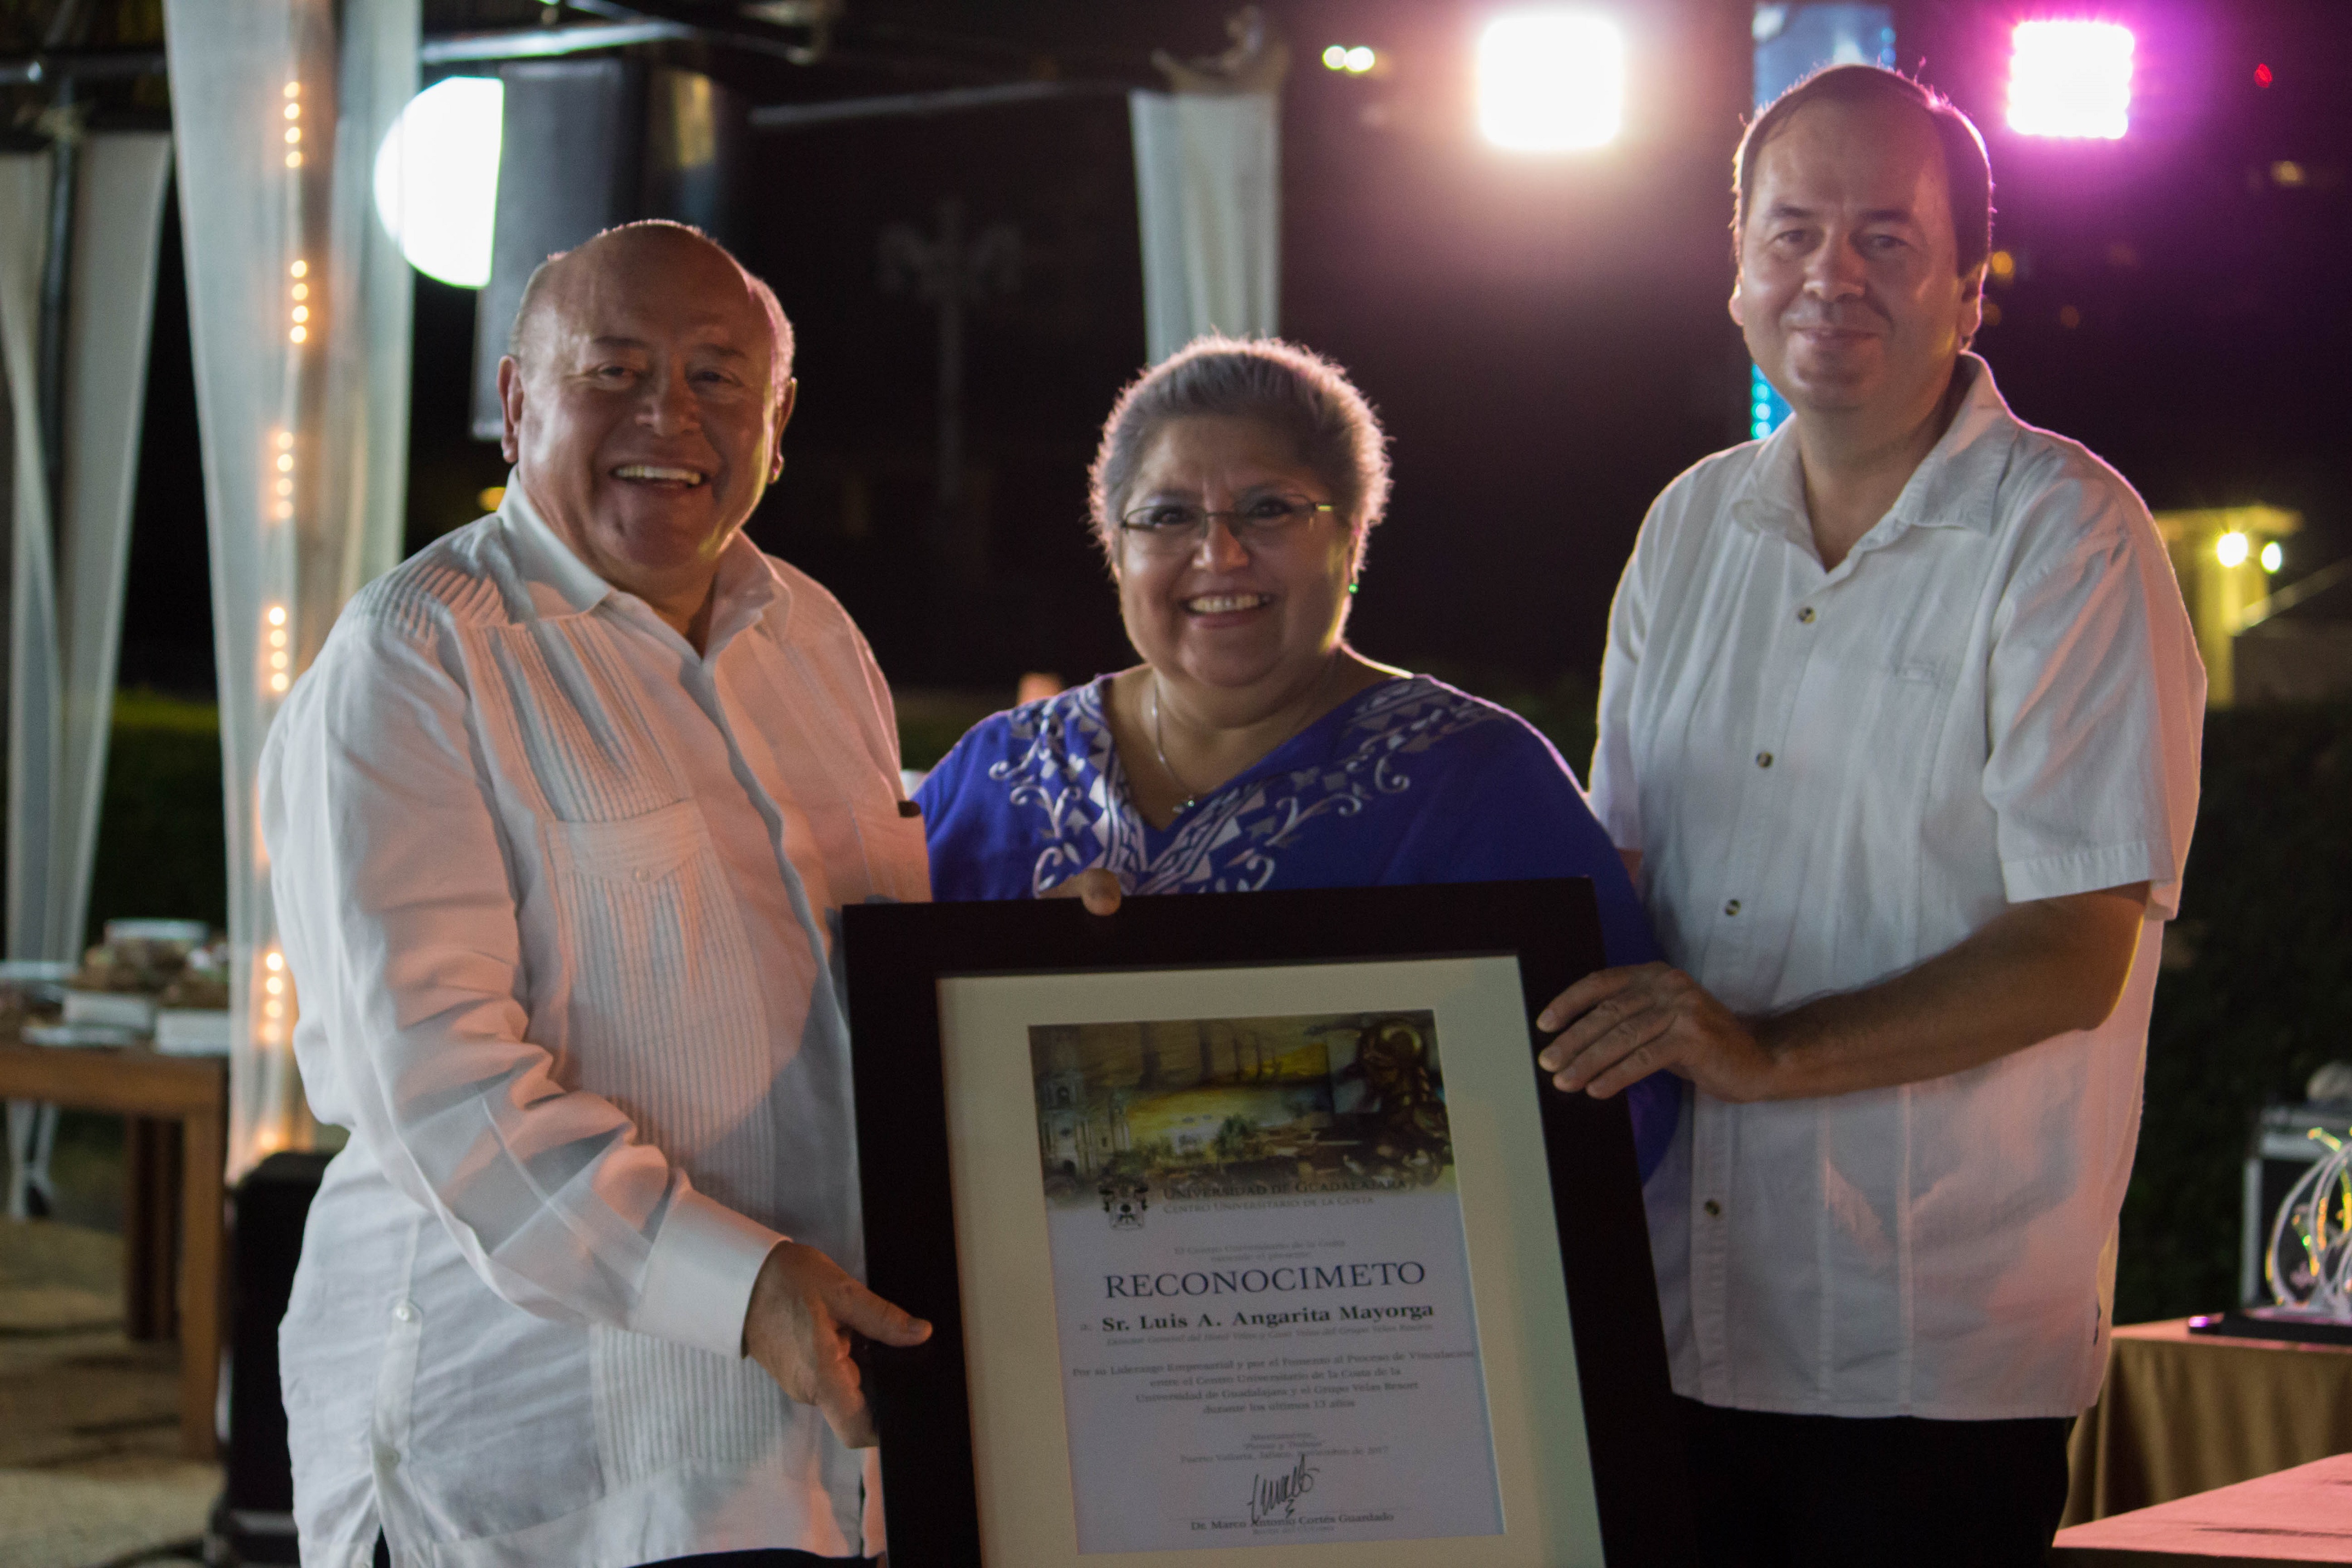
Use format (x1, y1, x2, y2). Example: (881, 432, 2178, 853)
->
(1148, 656, 1341, 817)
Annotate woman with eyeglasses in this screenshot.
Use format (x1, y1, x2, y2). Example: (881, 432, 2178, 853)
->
(915, 336, 1676, 1176)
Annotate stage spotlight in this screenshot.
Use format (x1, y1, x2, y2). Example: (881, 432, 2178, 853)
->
(1477, 11, 1625, 152)
(2006, 21, 2133, 140)
(374, 76, 505, 288)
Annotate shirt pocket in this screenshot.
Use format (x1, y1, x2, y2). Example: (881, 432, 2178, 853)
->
(541, 802, 779, 1212)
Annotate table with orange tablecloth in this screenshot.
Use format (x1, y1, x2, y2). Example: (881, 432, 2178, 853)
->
(2054, 1451, 2352, 1564)
(2066, 1321, 2352, 1528)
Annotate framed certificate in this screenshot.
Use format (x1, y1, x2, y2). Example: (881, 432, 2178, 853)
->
(843, 880, 1691, 1566)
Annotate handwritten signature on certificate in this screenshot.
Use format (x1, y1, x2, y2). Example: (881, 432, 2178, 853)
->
(1247, 1454, 1320, 1526)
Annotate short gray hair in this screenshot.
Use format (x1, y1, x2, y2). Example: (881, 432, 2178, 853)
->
(1088, 335, 1392, 563)
(507, 219, 795, 385)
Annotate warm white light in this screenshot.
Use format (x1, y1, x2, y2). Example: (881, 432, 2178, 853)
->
(265, 951, 284, 972)
(1323, 44, 1347, 70)
(286, 127, 301, 144)
(284, 101, 301, 120)
(265, 999, 285, 1017)
(289, 324, 306, 342)
(290, 259, 307, 278)
(291, 305, 309, 323)
(2261, 540, 2284, 573)
(284, 81, 300, 98)
(269, 629, 288, 648)
(376, 76, 504, 289)
(286, 152, 302, 169)
(275, 477, 293, 496)
(276, 453, 294, 472)
(269, 673, 290, 694)
(266, 604, 288, 626)
(2007, 22, 2133, 140)
(2216, 531, 2250, 568)
(265, 975, 285, 995)
(270, 651, 290, 670)
(292, 283, 308, 300)
(1344, 45, 1376, 73)
(275, 429, 293, 449)
(274, 503, 293, 520)
(1477, 11, 1625, 152)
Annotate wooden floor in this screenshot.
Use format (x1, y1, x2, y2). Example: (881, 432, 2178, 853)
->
(0, 1220, 215, 1567)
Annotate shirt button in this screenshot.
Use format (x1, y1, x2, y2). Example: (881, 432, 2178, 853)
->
(1704, 1200, 1723, 1218)
(1723, 899, 1742, 916)
(393, 1300, 416, 1323)
(1797, 606, 1816, 623)
(1755, 751, 1774, 769)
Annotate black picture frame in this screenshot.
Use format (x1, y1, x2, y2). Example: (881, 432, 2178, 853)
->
(843, 878, 1693, 1566)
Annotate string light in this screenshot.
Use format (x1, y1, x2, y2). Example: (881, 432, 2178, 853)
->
(290, 259, 306, 278)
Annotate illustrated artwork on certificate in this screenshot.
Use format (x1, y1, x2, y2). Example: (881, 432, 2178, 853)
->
(1027, 1012, 1506, 1553)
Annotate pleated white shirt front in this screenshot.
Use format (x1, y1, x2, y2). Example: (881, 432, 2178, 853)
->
(262, 485, 926, 1566)
(1592, 357, 2204, 1420)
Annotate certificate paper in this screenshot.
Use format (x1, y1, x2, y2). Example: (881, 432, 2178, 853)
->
(936, 956, 1608, 1567)
(1031, 1011, 1503, 1552)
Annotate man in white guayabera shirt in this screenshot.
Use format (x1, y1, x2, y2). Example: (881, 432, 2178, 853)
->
(1533, 67, 2202, 1566)
(262, 221, 932, 1568)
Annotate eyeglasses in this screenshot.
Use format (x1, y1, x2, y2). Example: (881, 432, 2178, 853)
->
(1116, 494, 1337, 556)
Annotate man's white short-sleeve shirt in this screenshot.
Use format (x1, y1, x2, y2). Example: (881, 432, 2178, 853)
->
(1590, 355, 2203, 1419)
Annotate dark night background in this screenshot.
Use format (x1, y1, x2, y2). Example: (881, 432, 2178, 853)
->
(31, 0, 2352, 1320)
(111, 0, 2351, 699)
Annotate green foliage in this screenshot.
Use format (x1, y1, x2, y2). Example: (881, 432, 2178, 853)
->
(2119, 702, 2352, 1322)
(86, 689, 227, 947)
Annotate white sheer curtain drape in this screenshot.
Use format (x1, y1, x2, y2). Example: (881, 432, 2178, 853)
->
(165, 0, 415, 1178)
(0, 135, 175, 1218)
(1128, 91, 1280, 363)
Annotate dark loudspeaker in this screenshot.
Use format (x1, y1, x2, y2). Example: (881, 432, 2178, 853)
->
(207, 1150, 333, 1566)
(468, 60, 746, 441)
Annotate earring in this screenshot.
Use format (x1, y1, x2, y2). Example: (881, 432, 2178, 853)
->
(1346, 580, 1359, 596)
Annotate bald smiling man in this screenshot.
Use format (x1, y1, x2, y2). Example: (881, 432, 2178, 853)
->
(262, 223, 930, 1568)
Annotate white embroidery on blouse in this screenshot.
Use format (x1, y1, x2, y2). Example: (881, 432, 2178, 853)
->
(982, 676, 1505, 896)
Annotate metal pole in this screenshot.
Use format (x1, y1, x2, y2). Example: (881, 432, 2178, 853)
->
(36, 75, 78, 528)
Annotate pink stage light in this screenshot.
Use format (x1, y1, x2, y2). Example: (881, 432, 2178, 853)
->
(2006, 21, 2134, 140)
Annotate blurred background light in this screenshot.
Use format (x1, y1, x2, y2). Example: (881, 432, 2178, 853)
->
(2006, 20, 2134, 140)
(2217, 531, 2250, 568)
(2262, 540, 2284, 573)
(1322, 44, 1377, 73)
(374, 76, 505, 289)
(1477, 11, 1625, 152)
